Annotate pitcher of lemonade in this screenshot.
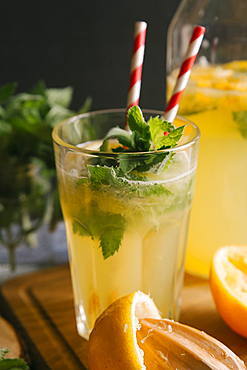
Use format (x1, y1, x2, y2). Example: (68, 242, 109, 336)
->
(167, 0, 247, 277)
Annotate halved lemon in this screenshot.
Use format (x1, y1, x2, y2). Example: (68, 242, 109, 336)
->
(87, 291, 160, 369)
(210, 245, 247, 338)
(87, 290, 246, 369)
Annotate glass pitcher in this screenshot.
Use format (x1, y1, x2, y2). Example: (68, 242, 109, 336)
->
(167, 0, 247, 278)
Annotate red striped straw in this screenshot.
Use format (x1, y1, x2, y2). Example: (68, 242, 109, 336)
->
(126, 21, 147, 118)
(164, 25, 205, 123)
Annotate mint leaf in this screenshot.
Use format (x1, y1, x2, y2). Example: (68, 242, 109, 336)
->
(100, 127, 132, 151)
(148, 116, 185, 150)
(72, 203, 126, 259)
(73, 218, 93, 238)
(130, 130, 150, 151)
(6, 93, 45, 112)
(0, 120, 12, 136)
(88, 165, 118, 185)
(85, 165, 148, 186)
(86, 164, 172, 197)
(118, 154, 142, 174)
(99, 219, 125, 259)
(45, 105, 74, 128)
(127, 106, 150, 142)
(78, 96, 92, 114)
(118, 151, 172, 174)
(46, 86, 73, 108)
(100, 126, 150, 153)
(30, 80, 47, 96)
(135, 183, 172, 197)
(233, 111, 247, 139)
(77, 177, 88, 186)
(0, 83, 17, 104)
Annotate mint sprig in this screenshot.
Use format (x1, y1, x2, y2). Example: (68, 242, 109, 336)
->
(99, 127, 132, 152)
(72, 204, 126, 259)
(101, 105, 184, 154)
(100, 105, 185, 174)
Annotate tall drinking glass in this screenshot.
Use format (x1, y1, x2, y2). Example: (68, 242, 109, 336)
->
(52, 109, 200, 339)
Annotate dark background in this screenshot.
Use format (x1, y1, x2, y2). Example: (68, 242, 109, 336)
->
(0, 0, 181, 112)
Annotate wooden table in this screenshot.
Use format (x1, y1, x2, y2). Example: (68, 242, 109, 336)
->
(1, 264, 247, 369)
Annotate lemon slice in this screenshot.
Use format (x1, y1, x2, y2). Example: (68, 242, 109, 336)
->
(87, 291, 160, 369)
(210, 245, 247, 338)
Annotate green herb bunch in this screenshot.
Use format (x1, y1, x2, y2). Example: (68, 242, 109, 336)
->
(0, 81, 91, 268)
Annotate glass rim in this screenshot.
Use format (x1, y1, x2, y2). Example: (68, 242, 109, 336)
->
(52, 108, 200, 156)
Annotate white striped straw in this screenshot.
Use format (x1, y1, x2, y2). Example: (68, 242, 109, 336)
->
(126, 21, 147, 123)
(164, 25, 205, 123)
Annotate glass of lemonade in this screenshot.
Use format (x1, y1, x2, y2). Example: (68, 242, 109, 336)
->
(52, 109, 200, 339)
(167, 62, 247, 278)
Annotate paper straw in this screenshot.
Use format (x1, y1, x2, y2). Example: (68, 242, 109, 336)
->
(126, 21, 147, 115)
(164, 25, 205, 123)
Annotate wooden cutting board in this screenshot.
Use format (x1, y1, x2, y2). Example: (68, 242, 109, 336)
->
(0, 316, 22, 358)
(0, 264, 247, 369)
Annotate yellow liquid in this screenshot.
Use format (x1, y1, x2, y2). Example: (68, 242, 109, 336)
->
(56, 146, 196, 338)
(167, 62, 247, 277)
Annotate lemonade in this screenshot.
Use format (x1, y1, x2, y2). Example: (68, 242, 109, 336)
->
(53, 108, 200, 338)
(167, 61, 247, 278)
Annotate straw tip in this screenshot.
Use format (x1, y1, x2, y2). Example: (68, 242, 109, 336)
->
(194, 25, 206, 34)
(190, 25, 206, 42)
(135, 21, 147, 32)
(136, 20, 147, 26)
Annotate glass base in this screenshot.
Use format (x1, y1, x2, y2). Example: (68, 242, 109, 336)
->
(74, 297, 182, 341)
(75, 304, 91, 340)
